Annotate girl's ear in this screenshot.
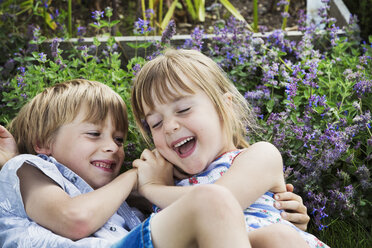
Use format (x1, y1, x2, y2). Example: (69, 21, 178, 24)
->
(34, 141, 51, 155)
(223, 92, 233, 106)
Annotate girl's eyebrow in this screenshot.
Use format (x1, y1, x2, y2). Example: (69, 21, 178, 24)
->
(145, 95, 193, 118)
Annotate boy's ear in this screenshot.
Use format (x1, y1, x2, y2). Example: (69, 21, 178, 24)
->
(34, 141, 51, 155)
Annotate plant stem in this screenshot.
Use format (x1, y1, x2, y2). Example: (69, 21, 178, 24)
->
(253, 0, 258, 32)
(68, 0, 72, 37)
(281, 0, 290, 31)
(159, 0, 163, 32)
(141, 0, 146, 20)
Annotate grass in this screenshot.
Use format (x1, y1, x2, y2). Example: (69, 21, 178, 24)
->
(308, 219, 372, 247)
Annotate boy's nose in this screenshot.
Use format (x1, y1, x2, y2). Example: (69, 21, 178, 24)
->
(102, 138, 119, 152)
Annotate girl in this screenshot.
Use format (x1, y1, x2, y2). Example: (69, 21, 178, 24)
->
(131, 49, 329, 248)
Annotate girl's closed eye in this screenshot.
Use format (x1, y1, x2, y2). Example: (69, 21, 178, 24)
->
(177, 107, 191, 114)
(151, 120, 163, 129)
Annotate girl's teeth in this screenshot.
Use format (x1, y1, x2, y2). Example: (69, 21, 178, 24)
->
(174, 137, 194, 148)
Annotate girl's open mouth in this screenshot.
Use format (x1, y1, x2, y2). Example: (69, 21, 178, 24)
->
(173, 137, 196, 158)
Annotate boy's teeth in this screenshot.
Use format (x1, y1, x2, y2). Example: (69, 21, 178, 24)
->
(174, 137, 194, 148)
(93, 162, 111, 169)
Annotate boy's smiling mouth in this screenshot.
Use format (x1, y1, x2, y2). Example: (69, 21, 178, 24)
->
(91, 161, 115, 171)
(172, 137, 196, 158)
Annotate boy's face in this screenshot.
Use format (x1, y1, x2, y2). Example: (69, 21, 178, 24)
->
(41, 108, 125, 189)
(143, 76, 236, 175)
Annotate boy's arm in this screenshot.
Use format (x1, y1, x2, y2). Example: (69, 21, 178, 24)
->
(274, 184, 310, 231)
(17, 163, 137, 240)
(0, 125, 18, 167)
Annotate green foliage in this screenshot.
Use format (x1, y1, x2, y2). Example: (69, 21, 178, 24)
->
(140, 0, 179, 34)
(0, 20, 148, 165)
(207, 14, 371, 234)
(308, 218, 372, 248)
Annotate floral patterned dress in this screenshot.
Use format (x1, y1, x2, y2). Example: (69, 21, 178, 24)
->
(175, 150, 330, 248)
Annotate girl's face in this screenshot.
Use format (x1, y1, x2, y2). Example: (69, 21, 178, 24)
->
(38, 107, 125, 189)
(143, 76, 236, 175)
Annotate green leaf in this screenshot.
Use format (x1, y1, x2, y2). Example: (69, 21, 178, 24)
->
(219, 0, 247, 24)
(184, 0, 197, 20)
(93, 37, 101, 47)
(161, 0, 178, 30)
(266, 98, 275, 113)
(197, 0, 205, 22)
(110, 20, 120, 27)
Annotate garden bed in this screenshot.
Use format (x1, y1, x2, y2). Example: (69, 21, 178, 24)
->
(46, 0, 352, 64)
(0, 0, 371, 247)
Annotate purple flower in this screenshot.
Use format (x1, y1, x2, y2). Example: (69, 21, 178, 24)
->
(38, 52, 46, 62)
(353, 80, 372, 97)
(281, 12, 290, 19)
(132, 63, 142, 76)
(277, 0, 289, 6)
(145, 9, 154, 20)
(134, 18, 153, 35)
(50, 38, 59, 58)
(161, 20, 176, 45)
(367, 138, 372, 147)
(92, 10, 104, 20)
(77, 26, 87, 37)
(183, 27, 205, 51)
(17, 67, 25, 76)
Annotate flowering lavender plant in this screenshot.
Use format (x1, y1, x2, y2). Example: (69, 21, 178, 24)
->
(197, 6, 371, 232)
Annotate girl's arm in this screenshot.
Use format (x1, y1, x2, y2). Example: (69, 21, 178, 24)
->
(215, 141, 286, 208)
(135, 142, 285, 210)
(135, 146, 310, 231)
(17, 163, 137, 240)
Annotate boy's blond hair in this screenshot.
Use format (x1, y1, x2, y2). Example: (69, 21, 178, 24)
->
(9, 79, 128, 154)
(131, 49, 258, 148)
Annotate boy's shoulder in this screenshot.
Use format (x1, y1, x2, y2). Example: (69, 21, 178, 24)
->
(1, 154, 67, 189)
(4, 154, 56, 172)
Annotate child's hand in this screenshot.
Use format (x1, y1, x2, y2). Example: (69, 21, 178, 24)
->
(0, 125, 18, 167)
(274, 184, 310, 231)
(132, 149, 174, 196)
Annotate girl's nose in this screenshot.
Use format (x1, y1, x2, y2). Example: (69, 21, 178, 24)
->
(164, 118, 180, 134)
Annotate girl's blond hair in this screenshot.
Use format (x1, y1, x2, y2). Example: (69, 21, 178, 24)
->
(9, 79, 128, 154)
(131, 49, 258, 148)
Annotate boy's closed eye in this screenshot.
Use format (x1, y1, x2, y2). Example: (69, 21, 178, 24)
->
(87, 132, 100, 137)
(114, 137, 124, 146)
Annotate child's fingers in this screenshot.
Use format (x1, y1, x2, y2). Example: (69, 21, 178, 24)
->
(280, 212, 310, 231)
(140, 149, 154, 161)
(274, 199, 306, 213)
(274, 191, 303, 204)
(131, 159, 142, 168)
(285, 183, 294, 192)
(0, 125, 8, 137)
